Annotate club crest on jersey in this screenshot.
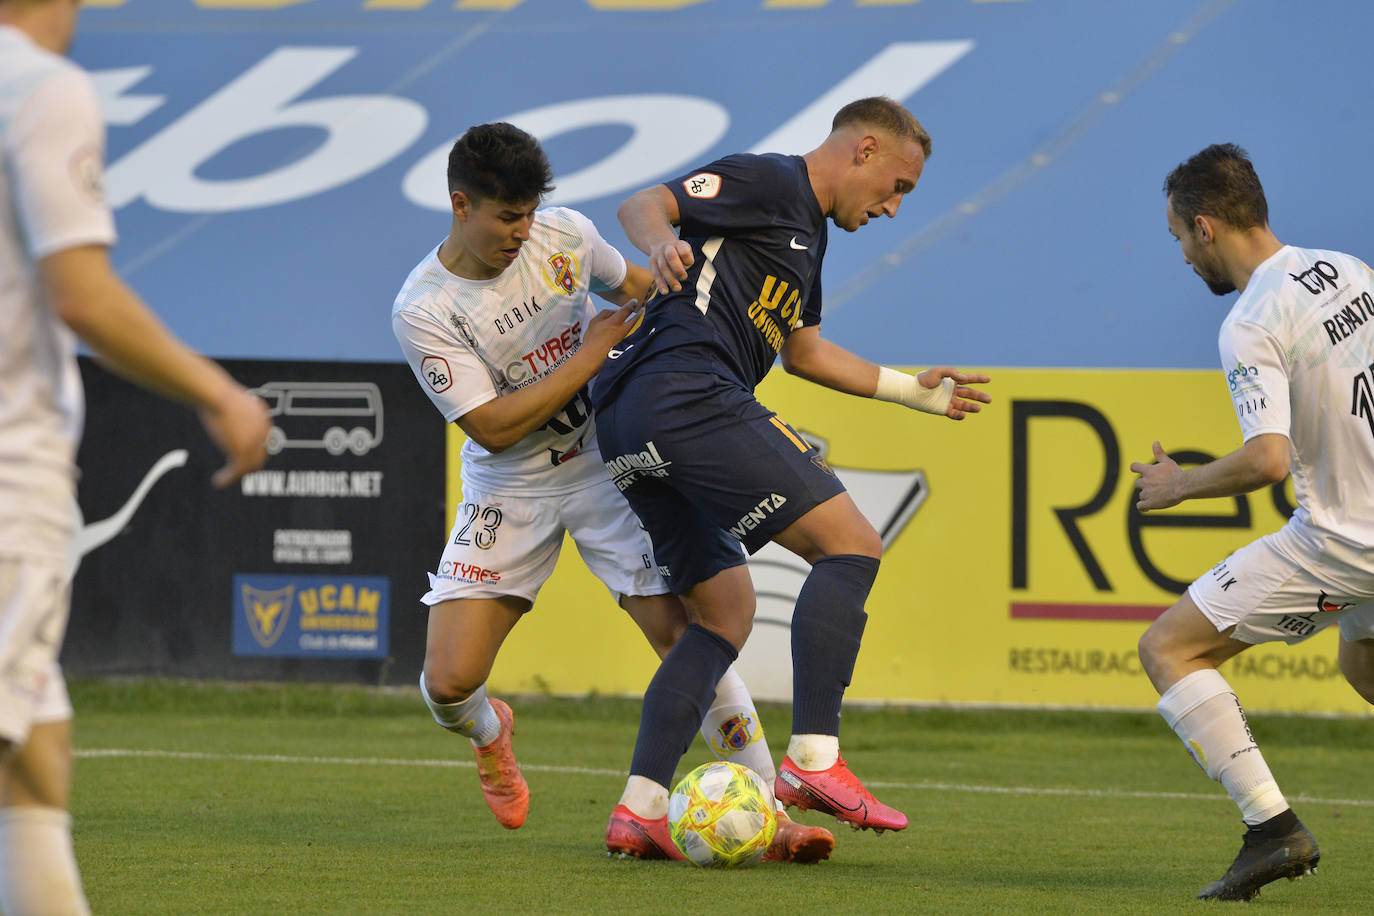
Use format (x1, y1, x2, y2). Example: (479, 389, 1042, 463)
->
(542, 251, 580, 296)
(709, 713, 759, 756)
(683, 172, 721, 199)
(448, 312, 477, 349)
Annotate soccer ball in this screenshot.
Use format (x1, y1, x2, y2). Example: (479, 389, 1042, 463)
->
(667, 761, 777, 867)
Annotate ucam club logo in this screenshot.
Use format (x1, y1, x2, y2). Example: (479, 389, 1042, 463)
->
(241, 582, 294, 649)
(232, 574, 390, 658)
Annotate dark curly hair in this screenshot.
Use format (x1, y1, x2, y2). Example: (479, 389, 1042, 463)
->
(447, 122, 555, 203)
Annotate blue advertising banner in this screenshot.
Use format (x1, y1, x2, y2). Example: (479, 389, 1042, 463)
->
(232, 574, 390, 659)
(73, 0, 1374, 371)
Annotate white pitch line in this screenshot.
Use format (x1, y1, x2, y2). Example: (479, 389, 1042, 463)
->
(74, 748, 1374, 809)
(76, 748, 615, 777)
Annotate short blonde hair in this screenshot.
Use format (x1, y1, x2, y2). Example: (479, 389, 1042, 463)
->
(832, 96, 931, 158)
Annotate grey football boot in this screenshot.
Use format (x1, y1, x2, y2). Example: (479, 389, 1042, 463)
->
(1197, 809, 1319, 902)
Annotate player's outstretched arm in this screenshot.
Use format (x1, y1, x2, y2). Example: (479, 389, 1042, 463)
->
(593, 261, 656, 308)
(1130, 434, 1289, 511)
(40, 245, 270, 487)
(454, 300, 643, 452)
(781, 327, 991, 420)
(618, 185, 693, 295)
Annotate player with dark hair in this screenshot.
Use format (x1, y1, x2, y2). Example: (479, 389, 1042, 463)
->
(446, 121, 556, 202)
(393, 122, 833, 863)
(0, 1, 271, 911)
(1133, 142, 1374, 900)
(592, 96, 991, 854)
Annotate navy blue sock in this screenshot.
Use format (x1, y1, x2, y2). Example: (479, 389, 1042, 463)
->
(791, 554, 879, 736)
(629, 622, 738, 788)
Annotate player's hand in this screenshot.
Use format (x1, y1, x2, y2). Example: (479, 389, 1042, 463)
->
(584, 299, 645, 356)
(1130, 440, 1182, 511)
(915, 367, 992, 420)
(649, 240, 694, 295)
(200, 385, 271, 488)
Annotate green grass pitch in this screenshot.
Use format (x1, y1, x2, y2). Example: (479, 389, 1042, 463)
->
(67, 680, 1372, 914)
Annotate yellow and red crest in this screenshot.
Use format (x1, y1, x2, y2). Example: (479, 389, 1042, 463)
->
(542, 251, 580, 295)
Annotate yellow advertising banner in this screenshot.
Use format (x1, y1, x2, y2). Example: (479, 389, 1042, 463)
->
(449, 368, 1371, 716)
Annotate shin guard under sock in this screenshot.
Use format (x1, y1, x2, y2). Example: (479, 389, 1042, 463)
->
(791, 554, 879, 736)
(629, 623, 738, 788)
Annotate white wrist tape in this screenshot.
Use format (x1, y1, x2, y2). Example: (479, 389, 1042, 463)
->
(873, 366, 954, 415)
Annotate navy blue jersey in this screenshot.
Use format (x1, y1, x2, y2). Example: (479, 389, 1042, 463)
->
(593, 153, 827, 403)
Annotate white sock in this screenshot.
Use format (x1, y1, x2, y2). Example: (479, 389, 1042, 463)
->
(419, 673, 501, 747)
(0, 806, 90, 916)
(619, 775, 669, 819)
(786, 734, 839, 771)
(1158, 669, 1288, 825)
(700, 665, 776, 785)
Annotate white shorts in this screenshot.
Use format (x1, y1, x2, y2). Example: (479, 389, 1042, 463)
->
(422, 476, 669, 607)
(1188, 530, 1374, 646)
(0, 555, 75, 745)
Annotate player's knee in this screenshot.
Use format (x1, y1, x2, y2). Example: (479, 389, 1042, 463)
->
(829, 512, 882, 559)
(725, 616, 753, 650)
(1338, 646, 1374, 705)
(1137, 622, 1170, 679)
(421, 665, 480, 705)
(785, 499, 882, 563)
(693, 613, 752, 652)
(708, 620, 751, 653)
(848, 523, 883, 560)
(807, 529, 881, 566)
(623, 594, 687, 658)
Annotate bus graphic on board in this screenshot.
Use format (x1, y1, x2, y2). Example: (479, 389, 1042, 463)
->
(253, 382, 384, 456)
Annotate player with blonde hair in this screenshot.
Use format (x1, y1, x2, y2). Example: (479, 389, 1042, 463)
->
(594, 96, 990, 852)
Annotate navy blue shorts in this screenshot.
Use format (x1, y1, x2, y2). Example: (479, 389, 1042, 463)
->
(595, 370, 846, 594)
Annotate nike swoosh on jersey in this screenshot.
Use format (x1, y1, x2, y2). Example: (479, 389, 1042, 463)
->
(789, 237, 808, 250)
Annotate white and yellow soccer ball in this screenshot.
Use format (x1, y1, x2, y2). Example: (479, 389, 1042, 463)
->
(667, 761, 777, 867)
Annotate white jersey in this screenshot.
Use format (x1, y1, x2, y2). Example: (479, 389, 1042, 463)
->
(1219, 244, 1374, 570)
(0, 26, 117, 562)
(392, 207, 627, 497)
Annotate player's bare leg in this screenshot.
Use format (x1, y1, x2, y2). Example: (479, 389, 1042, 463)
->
(768, 494, 906, 833)
(1337, 636, 1374, 705)
(0, 721, 89, 915)
(1139, 595, 1318, 900)
(421, 596, 530, 829)
(620, 593, 833, 863)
